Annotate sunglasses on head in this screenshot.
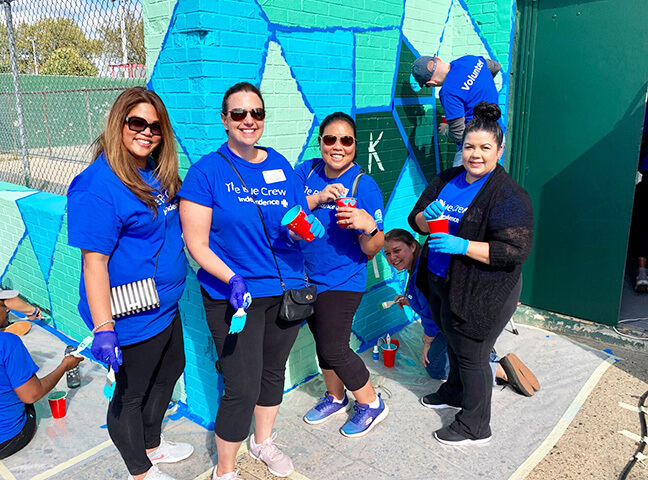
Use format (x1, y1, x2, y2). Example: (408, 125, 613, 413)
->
(320, 135, 355, 147)
(228, 108, 266, 121)
(125, 116, 162, 136)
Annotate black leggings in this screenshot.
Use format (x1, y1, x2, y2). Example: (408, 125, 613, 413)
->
(427, 272, 522, 439)
(202, 291, 301, 443)
(107, 313, 185, 476)
(306, 290, 369, 392)
(0, 404, 36, 459)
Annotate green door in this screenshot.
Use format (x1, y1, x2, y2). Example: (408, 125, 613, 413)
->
(508, 0, 648, 325)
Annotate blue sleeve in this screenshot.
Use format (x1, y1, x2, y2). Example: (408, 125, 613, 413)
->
(68, 190, 120, 255)
(4, 335, 39, 389)
(294, 160, 312, 185)
(357, 177, 384, 230)
(177, 162, 214, 207)
(406, 265, 441, 337)
(440, 89, 466, 122)
(286, 162, 310, 214)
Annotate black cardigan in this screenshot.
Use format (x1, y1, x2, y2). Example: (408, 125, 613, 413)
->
(408, 164, 534, 340)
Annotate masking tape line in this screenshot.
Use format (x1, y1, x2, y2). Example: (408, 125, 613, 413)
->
(507, 356, 615, 480)
(31, 439, 114, 480)
(0, 462, 18, 480)
(618, 402, 648, 414)
(618, 430, 648, 443)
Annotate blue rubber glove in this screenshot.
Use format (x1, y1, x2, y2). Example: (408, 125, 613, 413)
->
(91, 331, 123, 372)
(228, 274, 250, 310)
(428, 233, 469, 255)
(423, 200, 445, 221)
(308, 214, 325, 239)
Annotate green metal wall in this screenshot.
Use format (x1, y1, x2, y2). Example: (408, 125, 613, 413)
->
(508, 0, 648, 325)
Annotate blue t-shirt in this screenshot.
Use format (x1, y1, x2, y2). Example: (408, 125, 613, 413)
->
(295, 159, 384, 293)
(406, 256, 440, 338)
(67, 154, 187, 346)
(178, 144, 309, 299)
(0, 332, 39, 443)
(427, 171, 492, 278)
(439, 55, 505, 143)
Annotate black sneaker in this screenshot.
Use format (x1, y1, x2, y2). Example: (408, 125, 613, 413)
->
(420, 392, 461, 410)
(434, 426, 491, 446)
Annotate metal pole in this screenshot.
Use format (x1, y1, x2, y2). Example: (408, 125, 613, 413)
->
(2, 0, 31, 187)
(118, 0, 128, 68)
(30, 38, 38, 75)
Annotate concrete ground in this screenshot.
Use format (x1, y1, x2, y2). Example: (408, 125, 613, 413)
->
(0, 310, 646, 480)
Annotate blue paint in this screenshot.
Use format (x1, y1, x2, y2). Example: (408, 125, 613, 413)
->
(382, 156, 428, 228)
(437, 0, 455, 55)
(455, 0, 499, 63)
(603, 348, 615, 356)
(0, 230, 27, 285)
(394, 97, 435, 106)
(351, 33, 357, 115)
(32, 319, 101, 363)
(355, 105, 393, 114)
(270, 24, 399, 35)
(296, 120, 318, 165)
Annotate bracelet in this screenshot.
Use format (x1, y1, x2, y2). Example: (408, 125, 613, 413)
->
(92, 320, 115, 334)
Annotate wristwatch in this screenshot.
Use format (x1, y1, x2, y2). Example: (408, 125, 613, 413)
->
(363, 226, 379, 237)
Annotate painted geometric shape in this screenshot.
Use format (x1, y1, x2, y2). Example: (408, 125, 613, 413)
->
(355, 29, 400, 109)
(403, 0, 453, 60)
(2, 235, 49, 311)
(462, 0, 514, 70)
(394, 39, 436, 100)
(16, 192, 66, 282)
(382, 156, 429, 236)
(276, 30, 353, 124)
(260, 41, 315, 166)
(261, 0, 403, 30)
(0, 190, 34, 279)
(395, 104, 438, 179)
(298, 126, 321, 166)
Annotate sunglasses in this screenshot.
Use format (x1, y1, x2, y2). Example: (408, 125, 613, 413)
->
(320, 135, 355, 147)
(125, 116, 162, 136)
(228, 108, 266, 121)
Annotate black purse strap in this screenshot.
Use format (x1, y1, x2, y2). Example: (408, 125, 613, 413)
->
(217, 150, 309, 291)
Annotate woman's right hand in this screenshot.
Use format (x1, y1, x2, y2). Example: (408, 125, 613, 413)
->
(91, 331, 123, 372)
(228, 274, 250, 310)
(317, 183, 345, 205)
(422, 342, 431, 367)
(423, 200, 445, 221)
(394, 295, 409, 309)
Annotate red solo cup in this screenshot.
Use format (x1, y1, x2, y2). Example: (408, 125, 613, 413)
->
(441, 116, 447, 124)
(427, 217, 449, 235)
(281, 205, 315, 242)
(48, 391, 67, 419)
(381, 339, 400, 368)
(335, 197, 357, 228)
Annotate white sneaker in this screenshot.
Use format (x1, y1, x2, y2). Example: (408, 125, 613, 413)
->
(249, 432, 294, 477)
(147, 435, 194, 464)
(211, 468, 241, 480)
(127, 465, 178, 480)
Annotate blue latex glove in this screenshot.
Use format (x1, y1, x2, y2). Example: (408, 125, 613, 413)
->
(428, 233, 469, 255)
(228, 274, 250, 310)
(423, 200, 445, 221)
(91, 330, 123, 372)
(308, 214, 325, 239)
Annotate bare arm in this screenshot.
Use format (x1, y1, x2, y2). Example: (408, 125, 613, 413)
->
(180, 199, 235, 284)
(81, 250, 114, 333)
(4, 296, 41, 320)
(14, 356, 83, 404)
(465, 240, 490, 265)
(336, 207, 384, 256)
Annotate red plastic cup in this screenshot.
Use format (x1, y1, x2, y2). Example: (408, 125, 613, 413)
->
(381, 339, 400, 368)
(48, 391, 67, 419)
(281, 205, 315, 242)
(335, 197, 357, 228)
(441, 116, 447, 124)
(427, 217, 449, 235)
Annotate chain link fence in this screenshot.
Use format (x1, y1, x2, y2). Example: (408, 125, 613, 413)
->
(0, 0, 145, 195)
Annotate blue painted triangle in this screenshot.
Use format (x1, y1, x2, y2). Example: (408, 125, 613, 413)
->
(383, 155, 428, 235)
(16, 192, 66, 282)
(276, 30, 354, 123)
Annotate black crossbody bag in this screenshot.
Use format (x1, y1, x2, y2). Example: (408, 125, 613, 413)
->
(218, 151, 316, 321)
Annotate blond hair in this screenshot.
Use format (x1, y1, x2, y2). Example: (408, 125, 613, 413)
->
(92, 87, 180, 213)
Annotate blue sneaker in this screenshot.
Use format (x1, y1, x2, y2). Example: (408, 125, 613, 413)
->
(303, 392, 351, 425)
(340, 394, 389, 438)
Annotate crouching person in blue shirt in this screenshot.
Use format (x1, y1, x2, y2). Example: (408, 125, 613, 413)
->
(67, 87, 193, 480)
(0, 331, 83, 459)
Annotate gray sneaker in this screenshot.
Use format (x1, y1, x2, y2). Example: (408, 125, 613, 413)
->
(127, 465, 178, 480)
(249, 432, 294, 477)
(211, 468, 241, 480)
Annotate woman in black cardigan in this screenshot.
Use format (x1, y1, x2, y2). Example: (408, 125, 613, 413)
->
(408, 102, 534, 446)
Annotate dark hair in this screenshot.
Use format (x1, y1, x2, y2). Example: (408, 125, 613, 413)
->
(384, 228, 421, 272)
(221, 82, 264, 114)
(462, 101, 504, 147)
(318, 112, 357, 138)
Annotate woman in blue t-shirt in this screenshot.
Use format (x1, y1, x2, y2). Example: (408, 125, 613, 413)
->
(179, 82, 318, 480)
(295, 112, 388, 438)
(408, 102, 535, 446)
(68, 87, 193, 480)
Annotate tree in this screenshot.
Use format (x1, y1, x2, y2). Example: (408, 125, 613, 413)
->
(40, 47, 98, 77)
(98, 9, 145, 65)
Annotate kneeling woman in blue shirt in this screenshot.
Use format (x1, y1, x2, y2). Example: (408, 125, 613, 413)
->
(179, 82, 315, 480)
(68, 87, 193, 480)
(296, 112, 388, 437)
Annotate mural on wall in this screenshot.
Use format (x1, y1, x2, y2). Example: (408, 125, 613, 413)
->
(0, 0, 515, 427)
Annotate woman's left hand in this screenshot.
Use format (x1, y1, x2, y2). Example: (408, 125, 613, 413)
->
(428, 233, 469, 255)
(422, 342, 431, 367)
(336, 207, 375, 233)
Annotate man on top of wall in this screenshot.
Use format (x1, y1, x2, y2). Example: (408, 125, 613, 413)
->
(410, 54, 503, 167)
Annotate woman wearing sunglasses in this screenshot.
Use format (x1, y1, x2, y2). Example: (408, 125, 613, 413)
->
(67, 87, 192, 480)
(179, 82, 316, 480)
(295, 112, 388, 437)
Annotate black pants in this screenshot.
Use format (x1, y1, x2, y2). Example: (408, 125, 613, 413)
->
(0, 404, 36, 459)
(306, 290, 369, 392)
(427, 272, 522, 439)
(107, 313, 185, 476)
(630, 175, 648, 259)
(203, 291, 301, 442)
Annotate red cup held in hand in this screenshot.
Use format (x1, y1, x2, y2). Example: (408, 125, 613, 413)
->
(48, 391, 67, 419)
(427, 217, 449, 235)
(335, 197, 357, 228)
(381, 339, 400, 368)
(281, 205, 315, 242)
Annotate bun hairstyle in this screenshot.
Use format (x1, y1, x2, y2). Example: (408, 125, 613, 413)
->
(462, 101, 504, 147)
